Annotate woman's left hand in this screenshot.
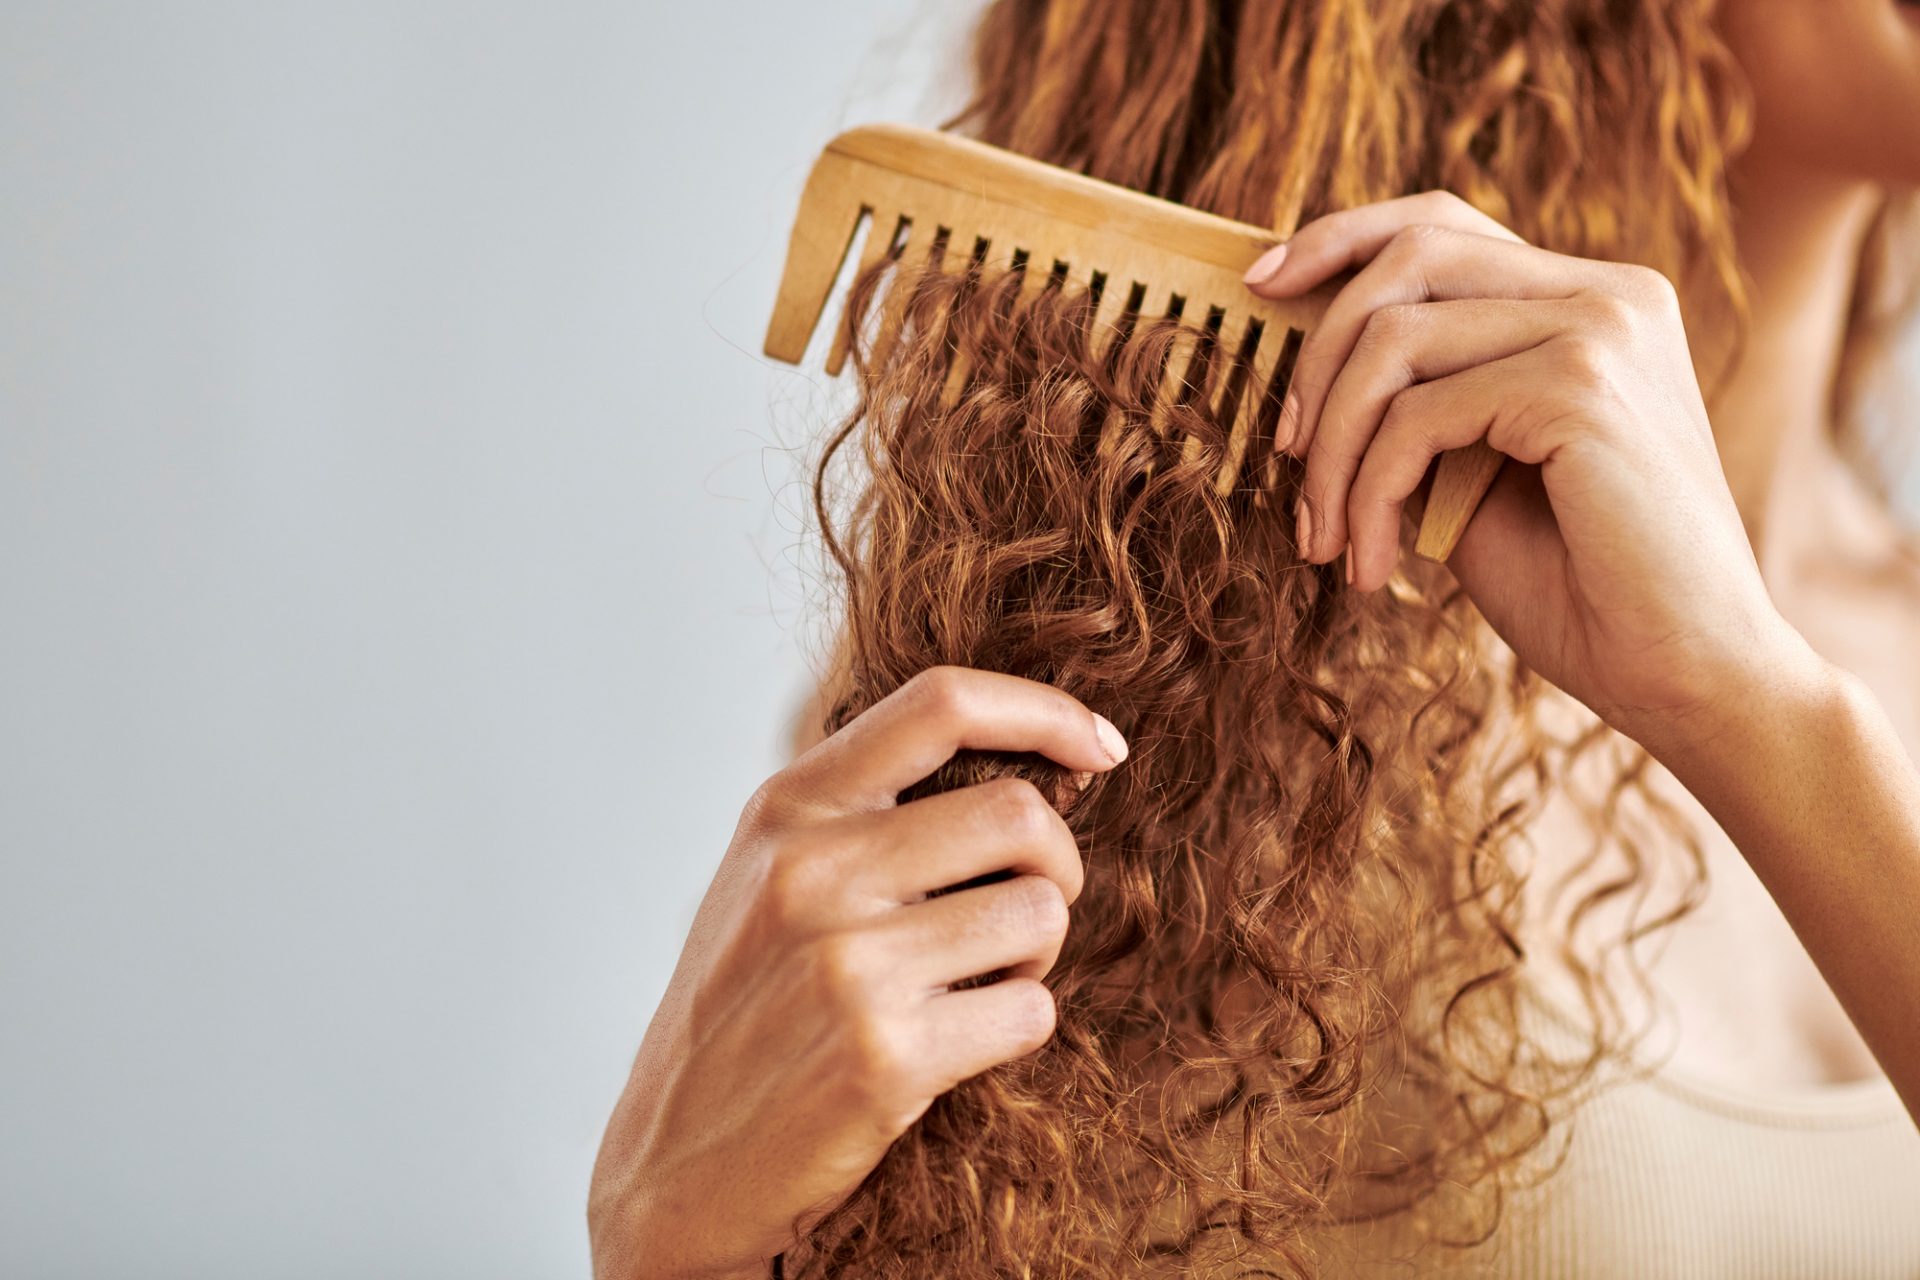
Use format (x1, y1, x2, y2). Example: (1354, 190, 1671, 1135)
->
(1243, 192, 1819, 752)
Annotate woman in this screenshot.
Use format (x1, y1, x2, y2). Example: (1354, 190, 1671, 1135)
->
(593, 1, 1920, 1275)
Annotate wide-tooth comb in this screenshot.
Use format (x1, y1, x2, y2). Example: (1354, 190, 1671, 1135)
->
(763, 124, 1502, 560)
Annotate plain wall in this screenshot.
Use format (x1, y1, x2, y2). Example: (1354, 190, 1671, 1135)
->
(2, 5, 1915, 1279)
(0, 3, 960, 1277)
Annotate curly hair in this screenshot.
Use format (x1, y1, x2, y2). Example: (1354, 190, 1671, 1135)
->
(779, 2, 1903, 1275)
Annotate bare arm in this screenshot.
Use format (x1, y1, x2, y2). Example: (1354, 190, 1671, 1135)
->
(1655, 652, 1920, 1117)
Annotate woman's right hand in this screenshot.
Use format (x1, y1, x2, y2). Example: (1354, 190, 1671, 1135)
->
(587, 667, 1129, 1280)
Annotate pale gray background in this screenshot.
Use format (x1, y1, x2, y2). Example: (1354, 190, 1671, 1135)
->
(1, 5, 1915, 1279)
(0, 3, 962, 1277)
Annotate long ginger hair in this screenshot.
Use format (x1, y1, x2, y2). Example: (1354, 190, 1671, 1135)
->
(785, 2, 1911, 1275)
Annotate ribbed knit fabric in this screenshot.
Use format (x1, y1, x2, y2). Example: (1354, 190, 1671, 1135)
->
(1318, 989, 1920, 1278)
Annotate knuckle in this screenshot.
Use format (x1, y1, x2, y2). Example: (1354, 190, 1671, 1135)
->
(1385, 222, 1446, 263)
(1556, 329, 1613, 380)
(1001, 980, 1060, 1055)
(1620, 262, 1679, 308)
(1577, 287, 1638, 339)
(763, 815, 826, 869)
(1357, 303, 1418, 353)
(1382, 380, 1440, 435)
(760, 837, 830, 926)
(811, 932, 878, 1005)
(1544, 338, 1623, 430)
(903, 664, 974, 722)
(843, 1015, 918, 1103)
(980, 776, 1053, 841)
(748, 753, 841, 826)
(740, 774, 789, 831)
(1003, 874, 1070, 941)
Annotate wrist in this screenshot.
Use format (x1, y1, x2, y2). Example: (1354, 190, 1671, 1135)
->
(1635, 629, 1857, 791)
(596, 1236, 768, 1280)
(591, 1190, 771, 1280)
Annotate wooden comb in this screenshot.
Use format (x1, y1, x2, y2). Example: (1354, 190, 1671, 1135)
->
(762, 124, 1502, 561)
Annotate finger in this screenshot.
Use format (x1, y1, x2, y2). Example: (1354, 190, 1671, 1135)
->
(918, 976, 1058, 1088)
(882, 873, 1071, 989)
(1243, 189, 1524, 298)
(1340, 347, 1561, 591)
(790, 666, 1127, 811)
(1278, 228, 1603, 472)
(844, 776, 1085, 905)
(1296, 298, 1564, 564)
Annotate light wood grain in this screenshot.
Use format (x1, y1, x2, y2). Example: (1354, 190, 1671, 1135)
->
(764, 124, 1499, 563)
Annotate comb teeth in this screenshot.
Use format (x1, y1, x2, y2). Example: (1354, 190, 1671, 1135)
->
(1197, 310, 1256, 482)
(1086, 273, 1133, 359)
(1151, 311, 1206, 439)
(1225, 325, 1303, 498)
(825, 208, 901, 376)
(766, 125, 1502, 560)
(863, 217, 936, 375)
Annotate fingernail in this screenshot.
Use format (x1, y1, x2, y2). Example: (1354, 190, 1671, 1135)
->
(1276, 389, 1300, 453)
(1295, 498, 1314, 559)
(1242, 242, 1289, 287)
(1343, 547, 1355, 587)
(1068, 769, 1094, 792)
(1092, 713, 1129, 764)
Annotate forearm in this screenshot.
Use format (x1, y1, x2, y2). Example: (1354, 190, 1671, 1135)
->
(591, 1198, 772, 1280)
(1650, 650, 1920, 1119)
